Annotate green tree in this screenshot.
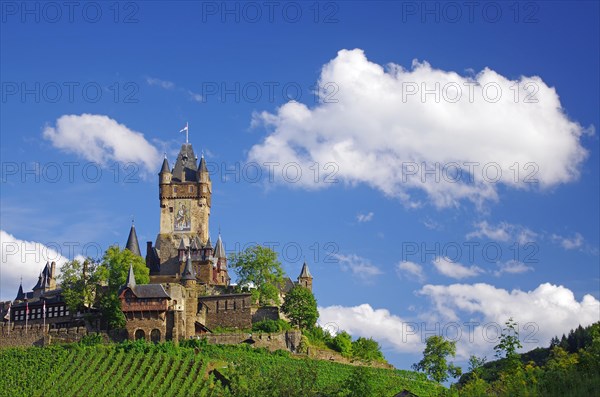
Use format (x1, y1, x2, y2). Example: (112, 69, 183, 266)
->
(97, 245, 149, 329)
(229, 245, 285, 305)
(59, 258, 104, 312)
(281, 285, 318, 329)
(494, 317, 523, 371)
(331, 331, 353, 356)
(412, 335, 462, 383)
(101, 245, 149, 293)
(351, 337, 385, 363)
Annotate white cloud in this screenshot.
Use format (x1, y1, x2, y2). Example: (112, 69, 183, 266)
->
(419, 282, 600, 358)
(467, 221, 512, 242)
(248, 49, 588, 208)
(0, 230, 74, 301)
(552, 232, 584, 250)
(467, 221, 538, 245)
(396, 260, 426, 283)
(432, 256, 484, 279)
(356, 212, 374, 222)
(318, 304, 423, 353)
(494, 260, 534, 276)
(333, 253, 383, 281)
(43, 114, 161, 176)
(188, 90, 203, 102)
(146, 77, 175, 90)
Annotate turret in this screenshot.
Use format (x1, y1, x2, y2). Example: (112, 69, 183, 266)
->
(159, 156, 171, 184)
(15, 282, 25, 301)
(298, 262, 313, 292)
(125, 263, 137, 289)
(178, 238, 187, 261)
(198, 154, 210, 183)
(125, 222, 142, 257)
(181, 251, 196, 287)
(203, 237, 213, 259)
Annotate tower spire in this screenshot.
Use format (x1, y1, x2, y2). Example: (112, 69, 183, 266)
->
(126, 263, 136, 289)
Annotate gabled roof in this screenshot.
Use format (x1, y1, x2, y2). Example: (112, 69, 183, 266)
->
(214, 235, 226, 259)
(129, 284, 171, 299)
(190, 237, 199, 251)
(178, 238, 186, 250)
(204, 237, 213, 249)
(299, 262, 312, 278)
(172, 143, 198, 182)
(126, 224, 141, 257)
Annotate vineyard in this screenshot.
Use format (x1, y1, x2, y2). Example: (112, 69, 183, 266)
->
(0, 340, 445, 397)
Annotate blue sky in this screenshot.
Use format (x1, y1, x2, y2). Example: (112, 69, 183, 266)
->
(1, 1, 598, 370)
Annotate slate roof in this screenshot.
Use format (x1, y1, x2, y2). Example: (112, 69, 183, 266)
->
(299, 262, 312, 278)
(126, 224, 142, 257)
(172, 143, 198, 182)
(160, 156, 170, 174)
(214, 235, 226, 259)
(181, 253, 196, 281)
(129, 284, 171, 299)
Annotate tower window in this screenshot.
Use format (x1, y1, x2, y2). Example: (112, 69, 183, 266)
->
(189, 186, 193, 193)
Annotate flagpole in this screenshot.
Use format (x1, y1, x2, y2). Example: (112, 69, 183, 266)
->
(43, 300, 46, 332)
(25, 301, 28, 335)
(7, 303, 10, 336)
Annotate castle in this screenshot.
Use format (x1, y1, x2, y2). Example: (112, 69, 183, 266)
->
(2, 139, 313, 343)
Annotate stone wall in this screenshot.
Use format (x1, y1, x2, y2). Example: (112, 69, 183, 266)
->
(0, 323, 91, 347)
(199, 294, 252, 330)
(251, 306, 280, 323)
(123, 311, 167, 342)
(201, 330, 302, 352)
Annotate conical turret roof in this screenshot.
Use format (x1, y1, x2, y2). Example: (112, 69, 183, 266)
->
(126, 263, 137, 289)
(299, 262, 312, 278)
(214, 234, 226, 259)
(182, 252, 196, 281)
(126, 224, 141, 257)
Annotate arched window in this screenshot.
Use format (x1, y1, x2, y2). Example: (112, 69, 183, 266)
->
(150, 329, 161, 343)
(134, 329, 145, 341)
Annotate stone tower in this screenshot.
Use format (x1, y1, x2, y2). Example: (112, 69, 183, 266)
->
(152, 144, 212, 276)
(298, 262, 313, 291)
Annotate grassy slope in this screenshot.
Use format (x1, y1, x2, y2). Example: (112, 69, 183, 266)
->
(0, 342, 445, 397)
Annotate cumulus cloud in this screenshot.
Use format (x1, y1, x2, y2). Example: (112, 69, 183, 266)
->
(396, 260, 426, 283)
(318, 304, 424, 353)
(356, 212, 374, 222)
(494, 260, 534, 276)
(43, 114, 161, 176)
(333, 253, 383, 281)
(432, 256, 484, 279)
(248, 49, 589, 208)
(0, 230, 73, 301)
(419, 282, 600, 358)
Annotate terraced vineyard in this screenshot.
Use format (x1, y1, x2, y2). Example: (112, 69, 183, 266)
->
(0, 341, 446, 397)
